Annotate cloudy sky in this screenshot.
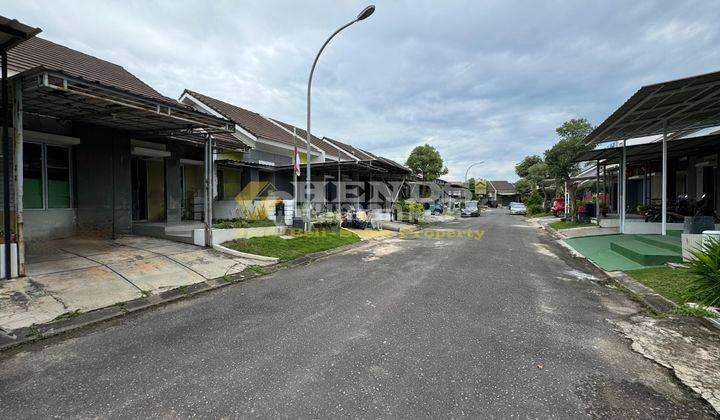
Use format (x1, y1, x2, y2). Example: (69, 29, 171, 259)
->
(5, 1, 720, 180)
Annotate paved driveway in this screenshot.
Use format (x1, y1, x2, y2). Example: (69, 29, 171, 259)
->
(0, 236, 270, 330)
(0, 211, 715, 417)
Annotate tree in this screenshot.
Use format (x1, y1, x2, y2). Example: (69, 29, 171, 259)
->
(405, 144, 448, 181)
(527, 162, 550, 209)
(467, 178, 477, 199)
(514, 178, 532, 200)
(515, 155, 543, 178)
(544, 118, 594, 218)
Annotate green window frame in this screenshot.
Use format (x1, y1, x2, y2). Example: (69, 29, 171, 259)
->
(23, 142, 73, 210)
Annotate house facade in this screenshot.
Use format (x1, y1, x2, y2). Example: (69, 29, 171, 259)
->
(487, 180, 519, 206)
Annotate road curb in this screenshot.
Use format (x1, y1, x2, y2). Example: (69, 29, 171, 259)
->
(539, 219, 720, 331)
(0, 235, 386, 352)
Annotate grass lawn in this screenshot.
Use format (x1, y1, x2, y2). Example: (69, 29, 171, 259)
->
(547, 220, 593, 230)
(222, 229, 360, 261)
(625, 267, 695, 305)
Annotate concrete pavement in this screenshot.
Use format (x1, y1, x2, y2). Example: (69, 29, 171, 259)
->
(0, 209, 716, 417)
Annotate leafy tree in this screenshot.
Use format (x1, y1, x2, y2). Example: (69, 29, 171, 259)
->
(405, 144, 448, 181)
(514, 178, 532, 199)
(467, 177, 477, 199)
(515, 155, 543, 178)
(544, 118, 594, 217)
(527, 162, 550, 208)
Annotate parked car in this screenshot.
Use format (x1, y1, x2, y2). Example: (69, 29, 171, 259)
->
(509, 202, 527, 215)
(461, 200, 480, 217)
(425, 202, 444, 215)
(486, 199, 498, 208)
(551, 197, 565, 217)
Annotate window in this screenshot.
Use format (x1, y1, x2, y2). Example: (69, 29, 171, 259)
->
(23, 143, 43, 209)
(46, 146, 71, 208)
(23, 143, 73, 210)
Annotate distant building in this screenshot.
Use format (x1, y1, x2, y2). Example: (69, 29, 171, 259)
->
(487, 181, 519, 206)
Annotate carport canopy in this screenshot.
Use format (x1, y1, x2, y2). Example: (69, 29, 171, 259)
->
(574, 131, 720, 164)
(13, 68, 234, 142)
(585, 70, 720, 145)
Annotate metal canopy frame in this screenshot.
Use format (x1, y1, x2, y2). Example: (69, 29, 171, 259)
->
(0, 16, 41, 50)
(575, 133, 720, 165)
(585, 70, 720, 145)
(16, 68, 234, 138)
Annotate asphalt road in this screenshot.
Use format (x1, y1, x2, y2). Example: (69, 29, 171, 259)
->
(0, 209, 715, 418)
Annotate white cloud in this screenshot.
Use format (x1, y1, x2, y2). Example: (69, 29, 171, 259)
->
(4, 0, 720, 181)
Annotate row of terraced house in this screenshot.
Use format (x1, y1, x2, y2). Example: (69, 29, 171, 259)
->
(0, 17, 412, 278)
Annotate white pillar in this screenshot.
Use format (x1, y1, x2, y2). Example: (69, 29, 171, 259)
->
(621, 140, 627, 234)
(595, 161, 600, 223)
(564, 180, 568, 219)
(12, 80, 24, 276)
(662, 120, 667, 236)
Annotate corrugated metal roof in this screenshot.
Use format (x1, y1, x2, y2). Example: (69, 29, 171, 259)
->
(585, 70, 720, 144)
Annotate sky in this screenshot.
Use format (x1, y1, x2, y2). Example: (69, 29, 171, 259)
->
(5, 1, 720, 181)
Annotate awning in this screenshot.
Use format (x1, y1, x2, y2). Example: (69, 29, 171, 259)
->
(0, 16, 41, 51)
(575, 132, 720, 165)
(585, 70, 720, 144)
(12, 68, 234, 142)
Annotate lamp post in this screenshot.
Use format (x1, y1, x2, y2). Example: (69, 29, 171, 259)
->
(305, 5, 375, 230)
(464, 161, 484, 200)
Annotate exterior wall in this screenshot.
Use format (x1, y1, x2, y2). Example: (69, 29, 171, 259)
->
(243, 149, 292, 166)
(24, 208, 77, 240)
(74, 123, 132, 237)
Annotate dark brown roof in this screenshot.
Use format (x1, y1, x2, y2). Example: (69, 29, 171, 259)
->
(489, 180, 516, 192)
(8, 37, 171, 103)
(271, 120, 354, 160)
(324, 137, 376, 161)
(184, 89, 311, 149)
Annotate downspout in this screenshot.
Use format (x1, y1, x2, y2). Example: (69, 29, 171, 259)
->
(621, 140, 627, 234)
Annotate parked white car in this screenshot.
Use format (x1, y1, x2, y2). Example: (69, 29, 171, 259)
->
(509, 202, 527, 215)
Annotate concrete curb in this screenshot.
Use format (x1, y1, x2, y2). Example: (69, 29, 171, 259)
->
(539, 219, 720, 330)
(0, 235, 386, 352)
(212, 244, 280, 262)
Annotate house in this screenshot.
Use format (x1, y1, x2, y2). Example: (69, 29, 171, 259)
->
(0, 26, 244, 277)
(487, 180, 519, 206)
(179, 90, 413, 220)
(0, 16, 415, 279)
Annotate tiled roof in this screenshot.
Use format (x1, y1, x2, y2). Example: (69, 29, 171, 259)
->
(8, 37, 171, 103)
(184, 90, 307, 148)
(271, 120, 354, 160)
(489, 180, 516, 192)
(324, 137, 376, 161)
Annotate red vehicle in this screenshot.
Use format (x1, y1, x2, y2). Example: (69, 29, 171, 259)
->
(551, 197, 565, 217)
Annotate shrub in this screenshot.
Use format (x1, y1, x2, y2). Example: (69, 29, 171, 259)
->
(313, 211, 341, 230)
(526, 191, 542, 208)
(395, 200, 425, 223)
(686, 237, 720, 307)
(527, 204, 544, 215)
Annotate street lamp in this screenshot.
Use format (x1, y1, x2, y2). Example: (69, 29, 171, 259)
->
(305, 5, 375, 230)
(464, 161, 484, 200)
